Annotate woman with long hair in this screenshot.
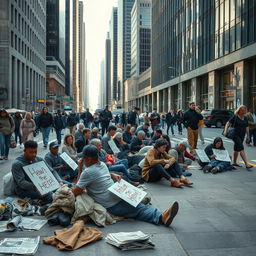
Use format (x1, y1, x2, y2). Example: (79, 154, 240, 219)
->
(0, 109, 15, 160)
(62, 134, 77, 161)
(224, 105, 252, 169)
(20, 112, 36, 143)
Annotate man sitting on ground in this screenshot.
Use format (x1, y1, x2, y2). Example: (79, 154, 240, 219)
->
(75, 123, 85, 141)
(136, 123, 150, 138)
(151, 128, 162, 143)
(11, 140, 63, 203)
(90, 127, 102, 140)
(75, 128, 91, 153)
(142, 139, 193, 188)
(101, 125, 117, 154)
(45, 141, 78, 182)
(72, 145, 179, 227)
(130, 131, 145, 152)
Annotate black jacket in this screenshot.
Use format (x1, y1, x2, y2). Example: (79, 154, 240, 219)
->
(75, 137, 89, 153)
(183, 109, 203, 130)
(128, 111, 137, 125)
(123, 131, 132, 144)
(99, 110, 112, 123)
(166, 113, 176, 125)
(67, 114, 79, 127)
(37, 113, 53, 128)
(130, 137, 143, 152)
(80, 111, 93, 123)
(54, 115, 65, 130)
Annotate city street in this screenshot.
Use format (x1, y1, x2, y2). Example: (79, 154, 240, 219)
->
(0, 127, 256, 255)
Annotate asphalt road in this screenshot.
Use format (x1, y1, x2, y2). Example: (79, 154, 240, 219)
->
(0, 127, 256, 255)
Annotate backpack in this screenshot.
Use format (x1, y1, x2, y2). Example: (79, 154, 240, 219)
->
(3, 172, 16, 196)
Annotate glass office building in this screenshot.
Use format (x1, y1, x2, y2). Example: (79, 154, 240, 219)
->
(131, 0, 256, 112)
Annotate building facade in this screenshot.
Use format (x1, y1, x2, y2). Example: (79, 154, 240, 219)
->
(118, 0, 135, 107)
(0, 0, 46, 110)
(129, 0, 256, 113)
(105, 33, 111, 106)
(46, 0, 66, 111)
(109, 7, 118, 106)
(131, 0, 151, 77)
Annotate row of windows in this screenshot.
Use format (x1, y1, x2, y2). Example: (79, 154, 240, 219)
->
(10, 31, 45, 71)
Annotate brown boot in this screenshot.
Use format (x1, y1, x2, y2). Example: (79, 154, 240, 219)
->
(180, 178, 193, 186)
(162, 201, 179, 227)
(171, 179, 184, 188)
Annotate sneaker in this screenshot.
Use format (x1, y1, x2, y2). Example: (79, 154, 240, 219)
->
(162, 201, 179, 227)
(3, 157, 8, 160)
(211, 167, 219, 174)
(0, 157, 3, 160)
(203, 165, 213, 173)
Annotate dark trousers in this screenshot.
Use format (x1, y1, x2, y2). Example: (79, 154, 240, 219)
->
(101, 122, 109, 136)
(15, 130, 22, 144)
(167, 123, 174, 135)
(148, 162, 182, 182)
(249, 128, 256, 146)
(55, 129, 62, 144)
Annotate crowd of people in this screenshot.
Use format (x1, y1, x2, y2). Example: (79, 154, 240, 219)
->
(0, 102, 255, 228)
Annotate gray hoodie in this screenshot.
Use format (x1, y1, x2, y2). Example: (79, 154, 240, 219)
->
(11, 155, 62, 195)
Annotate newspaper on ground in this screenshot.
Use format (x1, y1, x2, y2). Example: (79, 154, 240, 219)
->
(0, 236, 40, 255)
(108, 179, 147, 207)
(60, 152, 78, 170)
(212, 149, 231, 162)
(108, 139, 120, 154)
(23, 161, 60, 195)
(195, 149, 210, 163)
(105, 231, 155, 250)
(0, 216, 47, 232)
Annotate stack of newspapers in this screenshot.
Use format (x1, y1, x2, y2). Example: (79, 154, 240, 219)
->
(0, 236, 40, 255)
(105, 231, 155, 250)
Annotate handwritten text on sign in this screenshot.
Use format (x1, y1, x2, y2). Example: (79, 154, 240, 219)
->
(108, 179, 146, 207)
(23, 161, 60, 195)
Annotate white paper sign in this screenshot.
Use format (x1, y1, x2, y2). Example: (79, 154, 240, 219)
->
(108, 139, 120, 154)
(195, 149, 210, 163)
(23, 161, 60, 195)
(108, 179, 147, 207)
(213, 149, 231, 162)
(60, 152, 78, 170)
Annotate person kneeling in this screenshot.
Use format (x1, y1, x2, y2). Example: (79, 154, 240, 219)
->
(142, 139, 193, 188)
(72, 145, 179, 227)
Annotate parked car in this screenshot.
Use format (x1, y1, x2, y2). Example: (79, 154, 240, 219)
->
(202, 109, 234, 128)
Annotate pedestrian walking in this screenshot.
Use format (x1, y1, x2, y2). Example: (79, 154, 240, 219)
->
(223, 105, 253, 169)
(183, 102, 203, 154)
(20, 112, 36, 143)
(196, 106, 205, 145)
(13, 111, 23, 146)
(166, 109, 176, 136)
(0, 109, 15, 160)
(149, 108, 161, 131)
(67, 110, 79, 135)
(121, 111, 127, 127)
(175, 109, 183, 135)
(246, 108, 256, 147)
(128, 107, 140, 128)
(93, 112, 100, 128)
(37, 107, 53, 148)
(53, 110, 66, 145)
(99, 105, 113, 136)
(144, 112, 150, 124)
(161, 113, 166, 129)
(80, 108, 94, 129)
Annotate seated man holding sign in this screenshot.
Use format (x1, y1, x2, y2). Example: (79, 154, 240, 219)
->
(203, 137, 232, 174)
(44, 141, 78, 182)
(11, 141, 63, 203)
(72, 145, 179, 227)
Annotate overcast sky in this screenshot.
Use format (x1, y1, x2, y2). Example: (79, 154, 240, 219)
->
(84, 0, 117, 110)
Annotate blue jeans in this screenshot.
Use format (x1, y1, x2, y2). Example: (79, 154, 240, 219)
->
(167, 123, 174, 135)
(58, 168, 78, 182)
(41, 127, 51, 146)
(115, 159, 129, 169)
(0, 133, 11, 157)
(15, 130, 22, 144)
(55, 129, 62, 144)
(19, 189, 53, 203)
(109, 164, 131, 180)
(107, 200, 162, 224)
(209, 159, 231, 171)
(84, 122, 92, 129)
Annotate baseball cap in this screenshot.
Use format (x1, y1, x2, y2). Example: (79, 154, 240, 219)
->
(80, 145, 99, 158)
(49, 141, 59, 149)
(179, 140, 189, 148)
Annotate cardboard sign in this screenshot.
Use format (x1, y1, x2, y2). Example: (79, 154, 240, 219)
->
(108, 179, 146, 207)
(60, 152, 78, 170)
(195, 149, 210, 163)
(108, 139, 120, 154)
(23, 161, 60, 195)
(213, 149, 231, 162)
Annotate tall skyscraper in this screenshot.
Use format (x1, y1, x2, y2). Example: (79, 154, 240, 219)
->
(118, 0, 135, 107)
(105, 32, 111, 106)
(46, 0, 66, 110)
(131, 0, 151, 77)
(0, 0, 46, 110)
(109, 7, 118, 105)
(99, 60, 106, 108)
(72, 0, 79, 111)
(65, 0, 73, 97)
